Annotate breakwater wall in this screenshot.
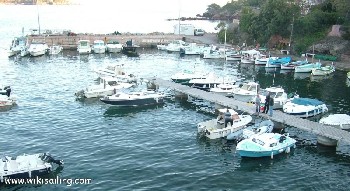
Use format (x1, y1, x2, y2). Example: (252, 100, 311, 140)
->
(27, 34, 203, 50)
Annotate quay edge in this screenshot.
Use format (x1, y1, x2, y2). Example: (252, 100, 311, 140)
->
(27, 33, 215, 50)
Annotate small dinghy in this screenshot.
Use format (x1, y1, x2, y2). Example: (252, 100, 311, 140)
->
(236, 133, 296, 158)
(0, 153, 63, 183)
(197, 109, 253, 140)
(226, 120, 274, 141)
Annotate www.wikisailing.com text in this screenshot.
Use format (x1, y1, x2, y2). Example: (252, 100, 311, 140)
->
(4, 176, 92, 186)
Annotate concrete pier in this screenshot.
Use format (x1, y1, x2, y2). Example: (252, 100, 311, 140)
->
(152, 78, 350, 145)
(27, 33, 209, 50)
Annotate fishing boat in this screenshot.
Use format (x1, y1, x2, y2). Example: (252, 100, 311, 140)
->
(236, 133, 296, 158)
(0, 153, 63, 183)
(100, 90, 165, 106)
(319, 114, 350, 130)
(283, 98, 328, 118)
(280, 59, 308, 70)
(311, 64, 335, 76)
(265, 56, 291, 68)
(0, 95, 16, 107)
(226, 119, 274, 141)
(197, 109, 253, 140)
(294, 62, 322, 73)
(75, 76, 135, 99)
(240, 50, 260, 64)
(230, 81, 260, 102)
(8, 36, 28, 57)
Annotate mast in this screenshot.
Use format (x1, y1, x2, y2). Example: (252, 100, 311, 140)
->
(36, 2, 41, 35)
(289, 14, 294, 54)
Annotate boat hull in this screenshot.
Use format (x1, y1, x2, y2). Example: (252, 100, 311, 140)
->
(100, 97, 164, 106)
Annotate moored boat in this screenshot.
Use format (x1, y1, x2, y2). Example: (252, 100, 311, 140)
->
(311, 64, 335, 76)
(48, 45, 63, 55)
(77, 40, 92, 54)
(197, 109, 253, 140)
(106, 40, 123, 53)
(28, 41, 49, 57)
(283, 98, 328, 117)
(319, 114, 350, 130)
(294, 62, 322, 73)
(92, 40, 106, 54)
(0, 153, 63, 184)
(75, 76, 135, 99)
(236, 133, 296, 158)
(226, 119, 274, 141)
(231, 81, 260, 102)
(100, 90, 165, 106)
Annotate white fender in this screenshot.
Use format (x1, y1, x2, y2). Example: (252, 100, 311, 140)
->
(286, 147, 290, 153)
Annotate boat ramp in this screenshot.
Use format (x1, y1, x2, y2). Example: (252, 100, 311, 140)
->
(152, 78, 350, 146)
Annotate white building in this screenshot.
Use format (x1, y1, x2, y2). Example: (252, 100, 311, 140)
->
(173, 24, 195, 36)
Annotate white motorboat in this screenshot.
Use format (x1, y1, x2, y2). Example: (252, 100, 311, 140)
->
(182, 43, 209, 55)
(311, 64, 335, 76)
(100, 90, 165, 106)
(0, 94, 16, 107)
(165, 40, 187, 52)
(171, 70, 207, 85)
(283, 98, 328, 118)
(92, 40, 106, 54)
(231, 81, 260, 102)
(236, 133, 296, 158)
(240, 50, 260, 64)
(254, 55, 277, 65)
(188, 72, 238, 91)
(319, 114, 350, 130)
(294, 62, 322, 73)
(226, 119, 274, 141)
(197, 109, 253, 140)
(226, 50, 242, 61)
(156, 44, 167, 51)
(28, 42, 49, 57)
(106, 40, 123, 53)
(257, 87, 298, 109)
(209, 83, 239, 96)
(0, 153, 63, 183)
(77, 40, 92, 54)
(93, 64, 137, 83)
(8, 36, 28, 57)
(48, 45, 63, 55)
(75, 77, 135, 99)
(203, 48, 226, 59)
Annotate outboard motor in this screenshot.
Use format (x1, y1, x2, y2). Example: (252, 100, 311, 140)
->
(42, 153, 64, 166)
(279, 135, 286, 143)
(5, 86, 11, 97)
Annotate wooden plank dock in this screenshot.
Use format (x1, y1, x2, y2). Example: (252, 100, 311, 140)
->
(152, 78, 350, 145)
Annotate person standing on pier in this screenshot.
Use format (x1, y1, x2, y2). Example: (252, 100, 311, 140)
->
(263, 92, 270, 114)
(224, 109, 232, 128)
(255, 94, 261, 114)
(269, 96, 274, 117)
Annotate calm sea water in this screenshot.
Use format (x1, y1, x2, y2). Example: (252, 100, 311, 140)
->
(1, 5, 350, 191)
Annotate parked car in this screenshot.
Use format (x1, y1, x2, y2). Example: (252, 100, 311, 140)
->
(194, 29, 205, 36)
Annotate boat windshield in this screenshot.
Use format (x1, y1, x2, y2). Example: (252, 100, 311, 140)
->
(241, 84, 250, 90)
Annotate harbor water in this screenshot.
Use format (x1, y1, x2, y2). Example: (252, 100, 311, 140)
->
(1, 4, 350, 191)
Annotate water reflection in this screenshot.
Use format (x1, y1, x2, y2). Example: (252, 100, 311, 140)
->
(294, 72, 310, 80)
(103, 104, 165, 117)
(310, 74, 333, 82)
